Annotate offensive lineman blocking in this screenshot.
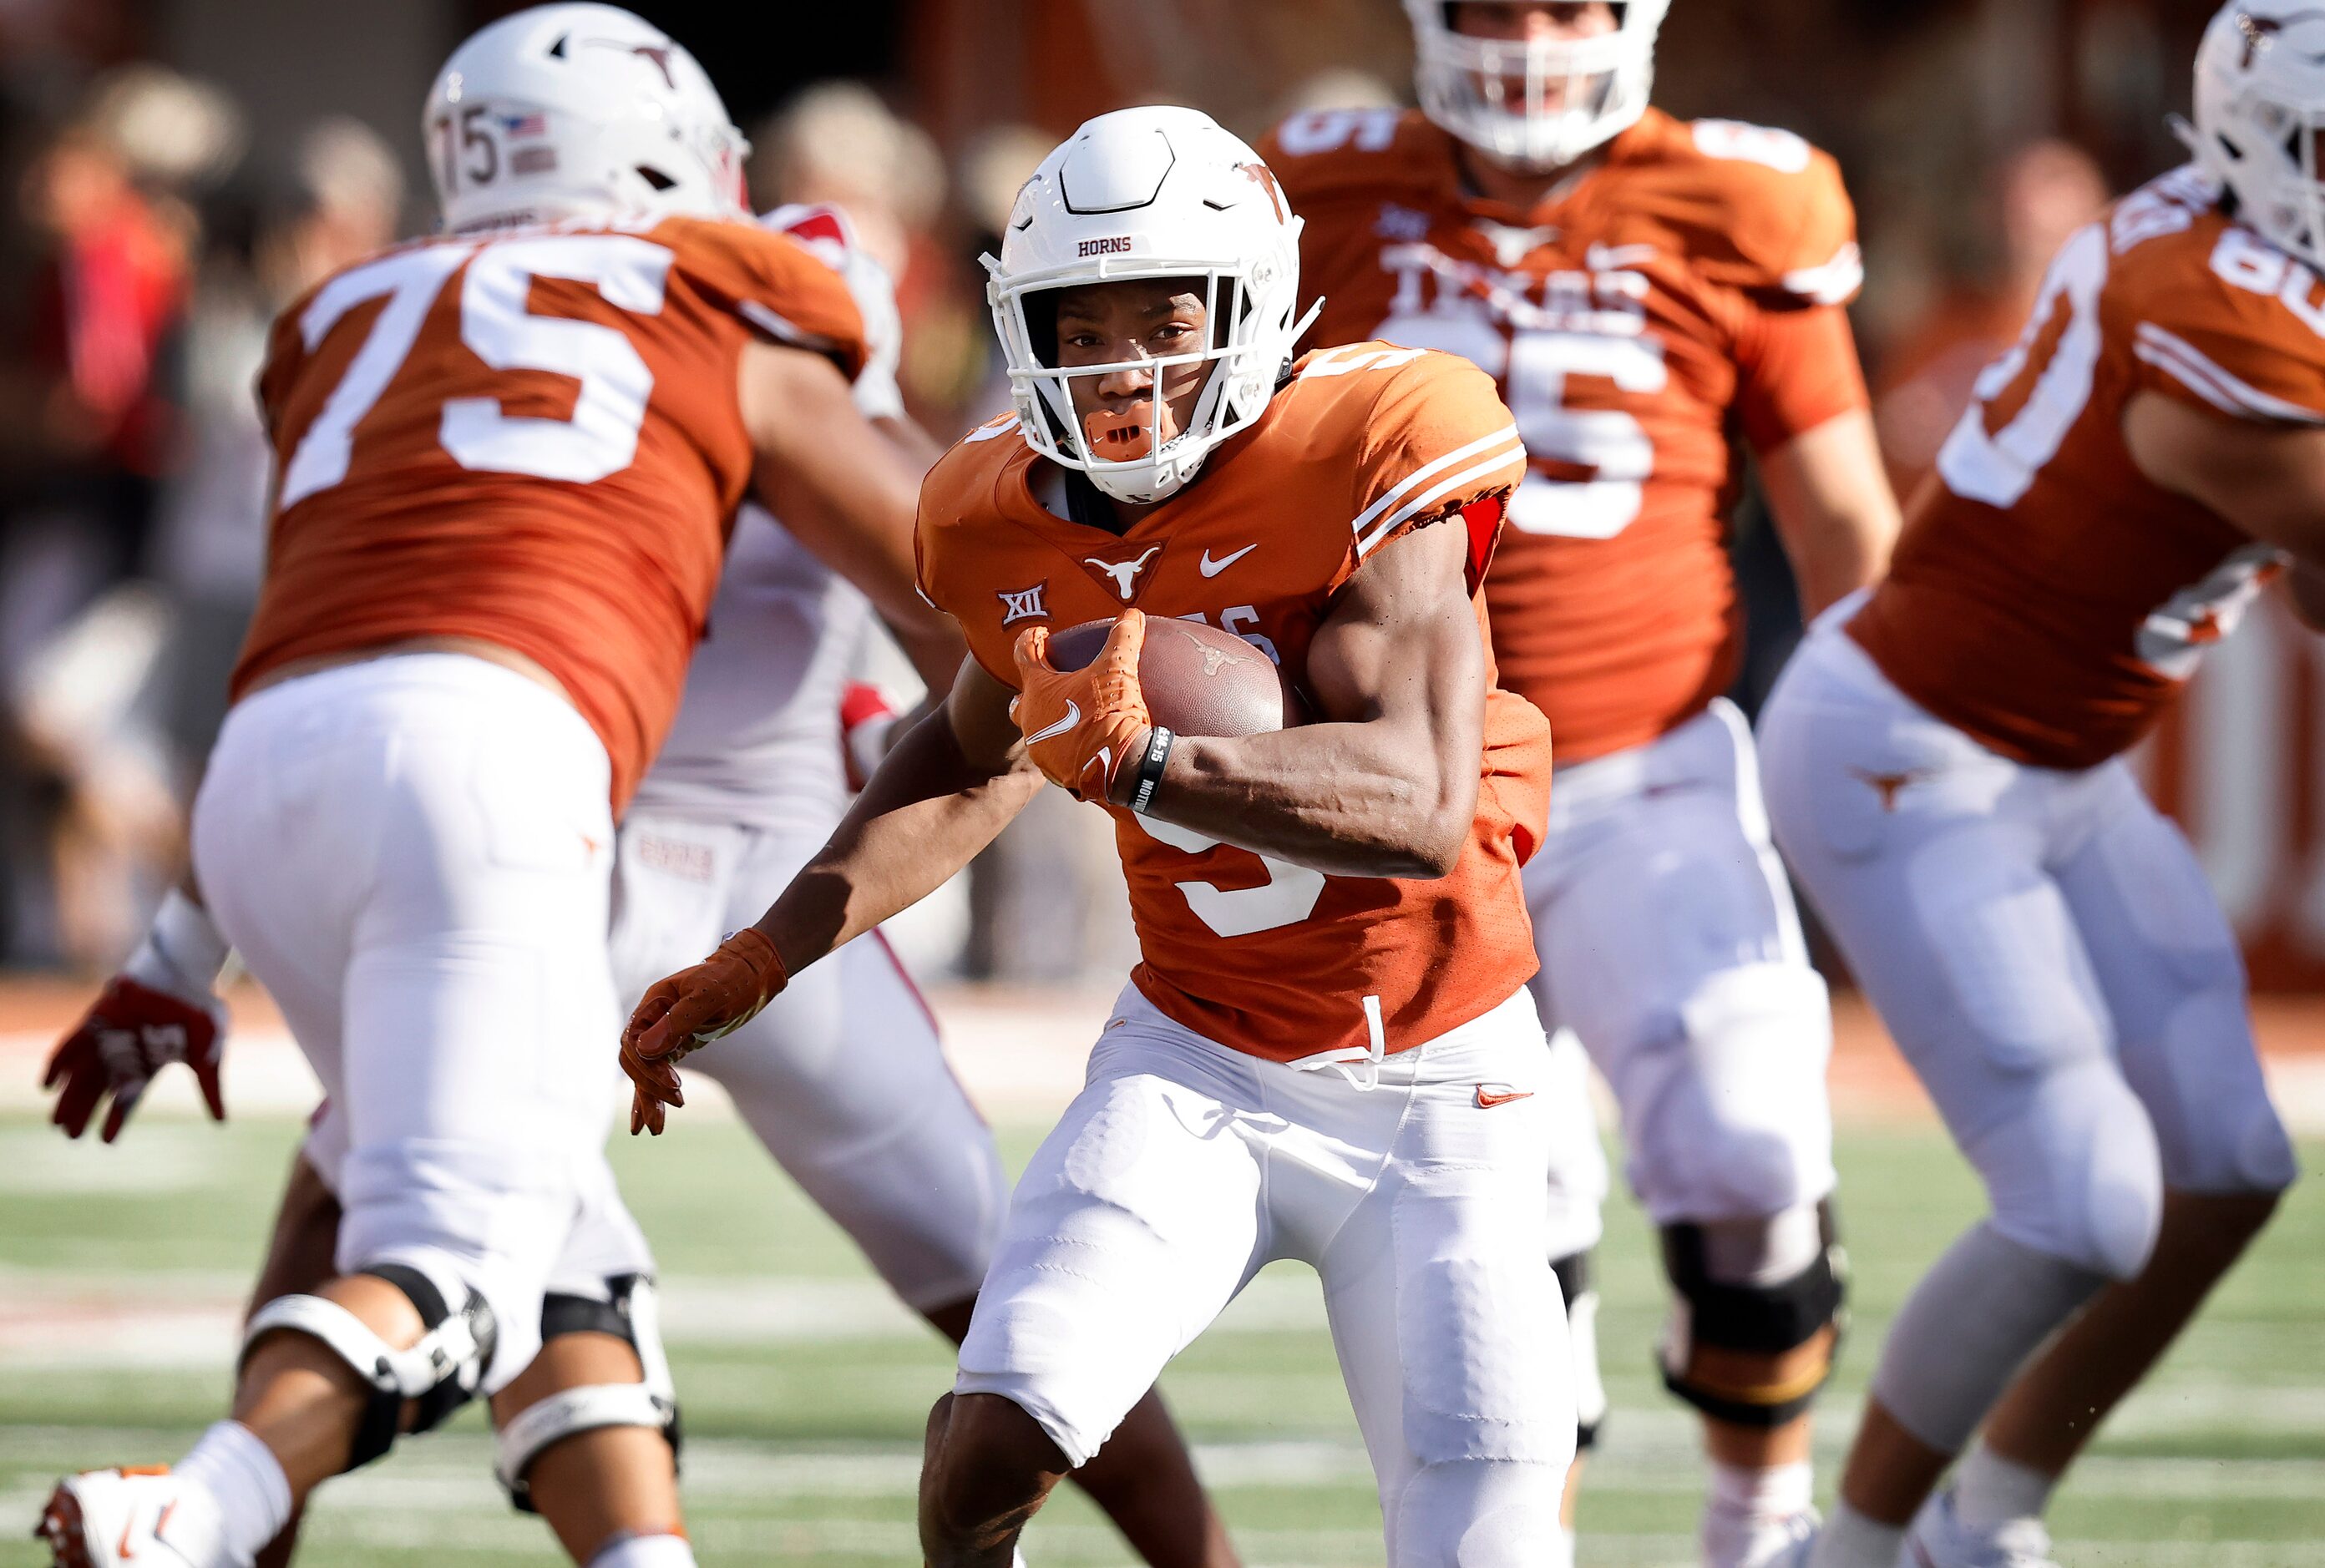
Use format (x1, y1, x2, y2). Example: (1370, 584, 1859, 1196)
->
(622, 108, 1578, 1567)
(34, 8, 923, 1565)
(1265, 5, 1900, 1563)
(1764, 7, 2312, 1564)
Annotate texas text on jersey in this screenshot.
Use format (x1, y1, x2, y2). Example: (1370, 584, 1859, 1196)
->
(1264, 105, 1869, 763)
(235, 213, 869, 808)
(1849, 164, 2323, 768)
(916, 341, 1550, 1065)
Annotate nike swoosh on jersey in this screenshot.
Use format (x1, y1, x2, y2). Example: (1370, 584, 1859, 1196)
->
(1199, 544, 1259, 577)
(1023, 701, 1081, 746)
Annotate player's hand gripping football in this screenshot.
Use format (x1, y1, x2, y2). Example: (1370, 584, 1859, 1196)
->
(1012, 609, 1152, 805)
(621, 928, 790, 1136)
(43, 892, 230, 1142)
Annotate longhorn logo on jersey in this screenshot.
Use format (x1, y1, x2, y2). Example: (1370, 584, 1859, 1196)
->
(1084, 546, 1163, 603)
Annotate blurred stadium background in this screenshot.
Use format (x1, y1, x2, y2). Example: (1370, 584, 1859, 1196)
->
(0, 0, 2318, 1563)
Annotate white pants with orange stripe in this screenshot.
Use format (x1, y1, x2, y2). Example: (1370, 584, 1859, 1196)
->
(956, 984, 1574, 1565)
(1758, 615, 2297, 1280)
(605, 813, 1006, 1313)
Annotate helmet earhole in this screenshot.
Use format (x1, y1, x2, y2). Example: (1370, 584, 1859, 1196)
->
(636, 166, 678, 191)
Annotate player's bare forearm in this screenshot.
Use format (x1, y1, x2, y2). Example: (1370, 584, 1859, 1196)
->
(1141, 521, 1485, 880)
(2126, 391, 2325, 566)
(1761, 409, 1901, 616)
(755, 661, 1037, 970)
(740, 343, 965, 690)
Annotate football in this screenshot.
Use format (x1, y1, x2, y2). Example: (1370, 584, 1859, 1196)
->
(1046, 616, 1301, 738)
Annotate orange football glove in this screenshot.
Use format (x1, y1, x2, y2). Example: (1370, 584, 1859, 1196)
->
(1012, 610, 1152, 804)
(621, 928, 789, 1136)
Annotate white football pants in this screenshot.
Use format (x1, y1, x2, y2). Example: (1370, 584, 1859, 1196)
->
(1759, 617, 2297, 1280)
(195, 654, 623, 1389)
(957, 984, 1574, 1567)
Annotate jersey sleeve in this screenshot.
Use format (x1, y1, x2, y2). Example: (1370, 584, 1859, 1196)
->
(1343, 349, 1527, 581)
(2125, 225, 2325, 427)
(1732, 301, 1872, 453)
(1682, 121, 1864, 311)
(912, 421, 1022, 685)
(676, 219, 870, 381)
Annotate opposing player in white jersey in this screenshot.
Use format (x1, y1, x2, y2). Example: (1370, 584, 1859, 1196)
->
(1761, 8, 2313, 1564)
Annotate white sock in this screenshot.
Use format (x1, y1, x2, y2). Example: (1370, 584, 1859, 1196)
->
(173, 1422, 291, 1566)
(1952, 1445, 2056, 1531)
(1710, 1459, 1815, 1521)
(587, 1531, 696, 1568)
(1546, 1523, 1576, 1568)
(1808, 1500, 1906, 1568)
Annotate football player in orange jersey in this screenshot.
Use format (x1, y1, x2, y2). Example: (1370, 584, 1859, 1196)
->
(1759, 8, 2315, 1566)
(1263, 7, 1904, 1565)
(621, 106, 1579, 1568)
(166, 200, 1229, 1568)
(28, 8, 964, 1568)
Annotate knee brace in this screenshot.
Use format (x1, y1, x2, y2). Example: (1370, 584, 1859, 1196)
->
(1656, 1201, 1846, 1429)
(497, 1273, 681, 1513)
(1552, 1251, 1607, 1453)
(241, 1263, 497, 1472)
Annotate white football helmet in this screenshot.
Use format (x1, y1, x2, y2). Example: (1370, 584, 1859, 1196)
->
(984, 107, 1314, 506)
(2186, 3, 2325, 271)
(424, 3, 747, 233)
(1407, 0, 1670, 171)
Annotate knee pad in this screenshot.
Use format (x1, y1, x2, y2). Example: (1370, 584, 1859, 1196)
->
(242, 1263, 497, 1472)
(498, 1273, 682, 1513)
(1391, 1458, 1568, 1568)
(1631, 964, 1834, 1222)
(1656, 1201, 1846, 1429)
(1551, 1251, 1607, 1453)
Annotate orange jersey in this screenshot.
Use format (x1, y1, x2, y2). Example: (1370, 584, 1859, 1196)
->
(916, 344, 1551, 1065)
(1265, 107, 1869, 764)
(234, 215, 868, 810)
(1849, 168, 2322, 771)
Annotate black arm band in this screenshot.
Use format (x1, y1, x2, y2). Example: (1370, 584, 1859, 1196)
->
(1129, 727, 1174, 816)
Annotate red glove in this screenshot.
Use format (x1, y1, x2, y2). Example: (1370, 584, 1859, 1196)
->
(45, 977, 225, 1142)
(43, 891, 230, 1142)
(839, 680, 901, 792)
(621, 928, 790, 1136)
(1011, 611, 1152, 804)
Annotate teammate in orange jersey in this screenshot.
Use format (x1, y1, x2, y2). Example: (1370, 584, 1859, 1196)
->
(1264, 7, 1903, 1564)
(28, 8, 946, 1567)
(1760, 8, 2313, 1565)
(134, 199, 1229, 1568)
(621, 106, 1577, 1568)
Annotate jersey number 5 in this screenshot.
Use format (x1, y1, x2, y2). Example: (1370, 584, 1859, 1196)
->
(1131, 815, 1326, 938)
(278, 235, 676, 507)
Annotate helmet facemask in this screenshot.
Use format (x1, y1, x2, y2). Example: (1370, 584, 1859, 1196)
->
(1408, 0, 1668, 172)
(988, 260, 1293, 505)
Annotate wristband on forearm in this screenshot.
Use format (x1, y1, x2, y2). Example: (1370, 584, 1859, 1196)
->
(1128, 727, 1174, 816)
(126, 889, 232, 999)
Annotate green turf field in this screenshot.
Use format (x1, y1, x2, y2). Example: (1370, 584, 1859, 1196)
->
(1, 1112, 2317, 1566)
